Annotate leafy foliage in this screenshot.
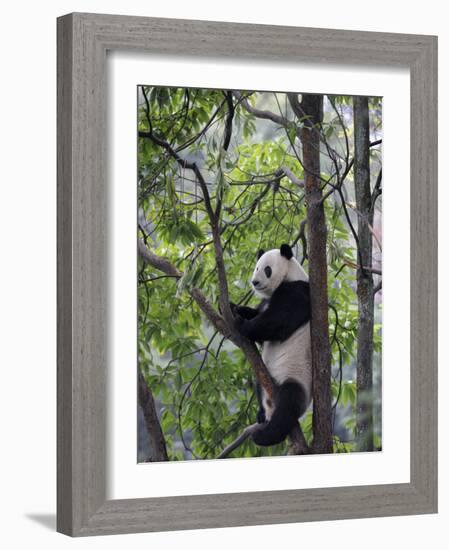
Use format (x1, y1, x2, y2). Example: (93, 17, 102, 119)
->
(137, 87, 382, 460)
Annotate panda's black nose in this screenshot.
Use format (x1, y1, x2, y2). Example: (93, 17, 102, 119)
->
(252, 279, 260, 288)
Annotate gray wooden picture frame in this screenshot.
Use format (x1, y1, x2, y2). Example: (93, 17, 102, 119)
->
(57, 12, 438, 537)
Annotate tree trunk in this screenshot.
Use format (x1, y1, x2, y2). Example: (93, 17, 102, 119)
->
(138, 368, 169, 461)
(299, 94, 333, 454)
(353, 96, 374, 452)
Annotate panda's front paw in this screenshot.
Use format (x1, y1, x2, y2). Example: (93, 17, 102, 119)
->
(256, 409, 266, 424)
(219, 301, 239, 317)
(234, 314, 247, 335)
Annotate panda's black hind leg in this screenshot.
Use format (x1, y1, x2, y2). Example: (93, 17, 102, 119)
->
(252, 382, 306, 447)
(255, 381, 266, 424)
(256, 408, 266, 424)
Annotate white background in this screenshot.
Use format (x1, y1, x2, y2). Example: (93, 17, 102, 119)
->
(109, 54, 410, 499)
(0, 1, 445, 548)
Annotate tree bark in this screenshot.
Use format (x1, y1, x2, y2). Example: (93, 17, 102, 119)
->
(298, 94, 333, 454)
(138, 368, 169, 461)
(353, 96, 374, 452)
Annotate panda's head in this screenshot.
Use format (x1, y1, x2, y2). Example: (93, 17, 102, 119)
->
(251, 244, 308, 298)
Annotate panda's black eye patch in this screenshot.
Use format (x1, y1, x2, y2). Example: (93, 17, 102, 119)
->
(264, 266, 272, 278)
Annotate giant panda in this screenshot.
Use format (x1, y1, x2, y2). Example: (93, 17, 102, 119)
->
(231, 244, 312, 446)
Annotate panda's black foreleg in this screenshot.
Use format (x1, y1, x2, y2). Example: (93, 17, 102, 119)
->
(230, 303, 259, 320)
(252, 382, 306, 447)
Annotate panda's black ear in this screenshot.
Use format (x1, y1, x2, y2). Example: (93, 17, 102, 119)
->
(257, 249, 265, 260)
(280, 244, 293, 260)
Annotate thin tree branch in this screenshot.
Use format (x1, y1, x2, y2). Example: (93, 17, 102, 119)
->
(222, 90, 235, 152)
(370, 168, 382, 215)
(288, 424, 311, 455)
(139, 274, 179, 284)
(280, 165, 304, 187)
(137, 239, 181, 277)
(368, 222, 382, 252)
(177, 335, 218, 459)
(138, 368, 168, 462)
(370, 139, 382, 147)
(175, 98, 228, 153)
(291, 218, 308, 264)
(337, 186, 367, 276)
(217, 423, 263, 459)
(215, 91, 236, 221)
(233, 91, 291, 127)
(329, 96, 350, 169)
(225, 183, 272, 228)
(343, 259, 382, 276)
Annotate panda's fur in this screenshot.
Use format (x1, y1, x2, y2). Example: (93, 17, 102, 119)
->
(232, 244, 312, 446)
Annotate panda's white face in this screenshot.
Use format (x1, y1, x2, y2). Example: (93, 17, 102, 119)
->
(251, 247, 309, 299)
(251, 250, 288, 298)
